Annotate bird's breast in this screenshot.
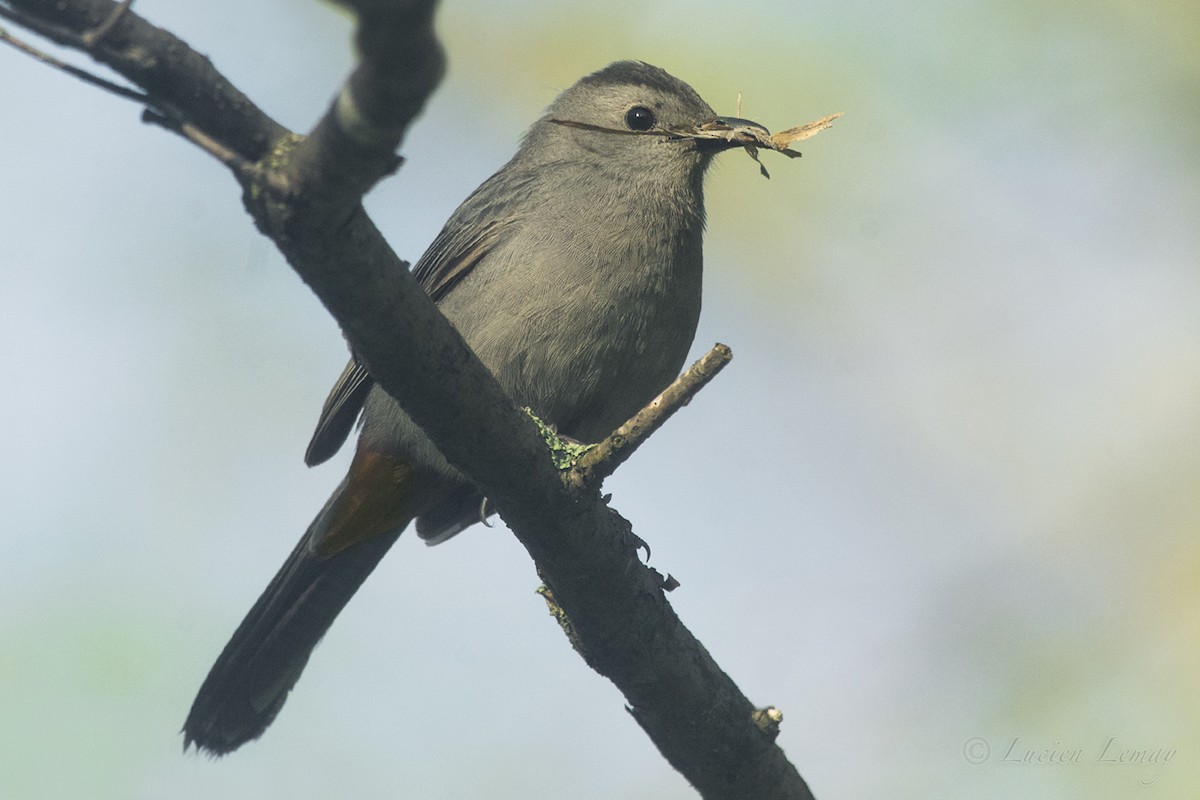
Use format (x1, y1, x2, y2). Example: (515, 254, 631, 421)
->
(443, 203, 705, 442)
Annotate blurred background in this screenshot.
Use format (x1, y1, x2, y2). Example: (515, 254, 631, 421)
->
(2, 0, 1197, 797)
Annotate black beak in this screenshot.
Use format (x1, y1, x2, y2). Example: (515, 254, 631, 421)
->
(710, 116, 770, 135)
(687, 116, 771, 151)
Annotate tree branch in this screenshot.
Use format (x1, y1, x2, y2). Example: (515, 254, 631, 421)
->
(3, 2, 814, 796)
(570, 343, 734, 490)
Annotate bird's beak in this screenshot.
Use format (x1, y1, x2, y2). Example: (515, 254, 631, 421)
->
(681, 116, 772, 151)
(709, 116, 771, 135)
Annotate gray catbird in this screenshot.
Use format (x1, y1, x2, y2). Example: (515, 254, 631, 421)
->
(184, 60, 767, 755)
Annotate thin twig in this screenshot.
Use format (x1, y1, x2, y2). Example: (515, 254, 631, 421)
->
(2, 0, 287, 164)
(0, 22, 148, 103)
(2, 20, 284, 193)
(140, 107, 289, 194)
(568, 343, 734, 490)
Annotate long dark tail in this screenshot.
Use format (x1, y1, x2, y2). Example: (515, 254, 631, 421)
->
(182, 523, 402, 755)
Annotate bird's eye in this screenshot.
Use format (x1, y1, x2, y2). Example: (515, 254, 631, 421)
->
(624, 106, 656, 131)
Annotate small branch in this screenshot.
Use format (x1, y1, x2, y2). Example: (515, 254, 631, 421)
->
(569, 343, 733, 490)
(0, 21, 148, 103)
(5, 0, 288, 163)
(140, 108, 294, 198)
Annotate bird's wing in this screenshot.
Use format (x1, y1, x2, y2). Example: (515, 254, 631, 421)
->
(304, 357, 373, 466)
(412, 162, 531, 301)
(412, 215, 513, 301)
(303, 183, 524, 465)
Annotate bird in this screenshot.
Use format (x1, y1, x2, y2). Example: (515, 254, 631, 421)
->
(183, 60, 766, 755)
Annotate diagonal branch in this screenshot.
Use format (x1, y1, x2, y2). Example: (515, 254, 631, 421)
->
(3, 2, 814, 797)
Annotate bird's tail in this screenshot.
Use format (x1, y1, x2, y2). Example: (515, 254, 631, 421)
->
(182, 491, 407, 755)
